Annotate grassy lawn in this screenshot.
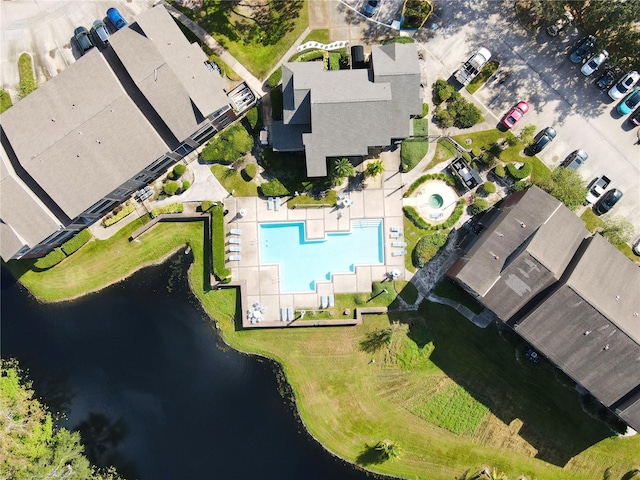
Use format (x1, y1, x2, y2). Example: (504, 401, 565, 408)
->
(452, 129, 552, 185)
(401, 138, 429, 172)
(413, 118, 429, 137)
(466, 60, 499, 95)
(0, 89, 13, 113)
(18, 52, 37, 97)
(303, 29, 330, 44)
(287, 190, 337, 208)
(6, 219, 640, 479)
(210, 164, 259, 197)
(427, 139, 457, 170)
(173, 1, 309, 79)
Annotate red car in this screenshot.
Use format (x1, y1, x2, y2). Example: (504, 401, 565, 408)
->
(502, 101, 529, 129)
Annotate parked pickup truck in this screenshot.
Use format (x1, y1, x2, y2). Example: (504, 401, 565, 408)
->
(585, 175, 611, 204)
(454, 48, 491, 86)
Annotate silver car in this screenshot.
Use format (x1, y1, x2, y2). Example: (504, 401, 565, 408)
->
(608, 71, 640, 100)
(92, 19, 110, 46)
(581, 50, 608, 76)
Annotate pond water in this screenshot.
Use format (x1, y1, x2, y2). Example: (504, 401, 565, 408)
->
(0, 253, 378, 480)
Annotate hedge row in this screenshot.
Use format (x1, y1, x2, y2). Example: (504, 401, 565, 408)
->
(33, 248, 66, 270)
(212, 203, 231, 282)
(150, 203, 183, 218)
(328, 52, 340, 70)
(402, 199, 465, 230)
(413, 231, 448, 268)
(34, 229, 93, 270)
(405, 173, 456, 197)
(290, 49, 325, 63)
(260, 178, 288, 197)
(507, 162, 532, 179)
(61, 229, 92, 255)
(103, 204, 135, 227)
(243, 163, 257, 180)
(201, 200, 215, 212)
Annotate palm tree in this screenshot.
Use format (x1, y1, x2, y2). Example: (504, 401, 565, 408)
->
(374, 439, 402, 460)
(334, 157, 355, 179)
(365, 159, 384, 178)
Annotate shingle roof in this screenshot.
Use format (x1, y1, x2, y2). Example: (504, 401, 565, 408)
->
(109, 5, 230, 142)
(275, 42, 421, 177)
(0, 49, 169, 219)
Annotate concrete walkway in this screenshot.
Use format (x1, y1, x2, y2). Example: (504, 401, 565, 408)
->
(152, 160, 229, 208)
(427, 293, 495, 328)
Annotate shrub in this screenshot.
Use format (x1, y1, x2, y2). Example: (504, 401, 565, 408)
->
(403, 206, 430, 229)
(433, 79, 454, 104)
(103, 204, 135, 227)
(243, 163, 257, 180)
(260, 178, 288, 197)
(482, 181, 496, 194)
(0, 89, 13, 114)
(150, 203, 183, 217)
(18, 53, 37, 98)
(201, 200, 214, 212)
(471, 147, 482, 158)
(164, 181, 179, 196)
(453, 102, 482, 128)
(434, 109, 454, 128)
(33, 248, 66, 270)
(413, 231, 449, 268)
(291, 49, 325, 62)
(182, 180, 191, 190)
(405, 173, 456, 197)
(61, 229, 92, 256)
(266, 67, 282, 88)
(246, 107, 259, 130)
(494, 164, 506, 178)
(381, 36, 415, 44)
(469, 198, 490, 215)
(512, 180, 530, 192)
(173, 164, 186, 178)
(420, 102, 429, 118)
(506, 162, 532, 179)
(462, 152, 472, 162)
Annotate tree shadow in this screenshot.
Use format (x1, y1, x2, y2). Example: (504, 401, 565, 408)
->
(359, 328, 392, 353)
(355, 443, 388, 465)
(76, 412, 129, 469)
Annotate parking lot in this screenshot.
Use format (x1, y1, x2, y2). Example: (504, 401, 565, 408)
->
(415, 0, 639, 232)
(0, 1, 149, 87)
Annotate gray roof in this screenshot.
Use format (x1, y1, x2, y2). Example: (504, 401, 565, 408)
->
(275, 42, 421, 177)
(109, 5, 230, 142)
(617, 396, 640, 433)
(566, 234, 640, 344)
(0, 49, 169, 219)
(0, 158, 61, 259)
(271, 121, 307, 151)
(453, 186, 588, 307)
(515, 282, 640, 407)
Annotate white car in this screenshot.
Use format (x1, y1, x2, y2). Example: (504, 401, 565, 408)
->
(608, 71, 640, 100)
(581, 50, 608, 76)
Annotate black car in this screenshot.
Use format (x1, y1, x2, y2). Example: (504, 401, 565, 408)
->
(596, 68, 618, 90)
(74, 26, 94, 54)
(630, 107, 640, 126)
(529, 127, 557, 154)
(594, 188, 623, 215)
(570, 35, 596, 63)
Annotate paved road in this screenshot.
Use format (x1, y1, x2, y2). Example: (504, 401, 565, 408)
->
(415, 0, 639, 232)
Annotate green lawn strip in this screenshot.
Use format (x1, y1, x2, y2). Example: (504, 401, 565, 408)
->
(412, 118, 429, 136)
(173, 0, 309, 79)
(433, 278, 484, 314)
(18, 53, 37, 97)
(0, 89, 13, 113)
(211, 204, 230, 281)
(303, 29, 330, 44)
(6, 220, 640, 479)
(287, 190, 337, 208)
(401, 138, 429, 172)
(402, 217, 426, 272)
(466, 60, 499, 95)
(210, 164, 258, 196)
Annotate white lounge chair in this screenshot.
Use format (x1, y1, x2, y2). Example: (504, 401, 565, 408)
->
(228, 238, 241, 245)
(321, 296, 328, 308)
(392, 249, 407, 257)
(391, 226, 402, 232)
(287, 307, 294, 321)
(228, 255, 241, 261)
(230, 229, 242, 235)
(390, 232, 403, 238)
(275, 197, 281, 211)
(267, 197, 274, 210)
(392, 241, 407, 247)
(281, 308, 287, 322)
(328, 294, 335, 307)
(229, 245, 241, 252)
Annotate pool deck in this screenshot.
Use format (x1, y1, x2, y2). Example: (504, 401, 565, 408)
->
(224, 152, 407, 327)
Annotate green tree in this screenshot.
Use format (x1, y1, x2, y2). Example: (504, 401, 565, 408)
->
(519, 124, 537, 145)
(333, 157, 355, 179)
(600, 216, 634, 246)
(374, 439, 402, 461)
(469, 198, 490, 215)
(365, 159, 384, 178)
(547, 168, 587, 211)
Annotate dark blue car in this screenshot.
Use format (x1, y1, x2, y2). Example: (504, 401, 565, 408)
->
(107, 7, 128, 30)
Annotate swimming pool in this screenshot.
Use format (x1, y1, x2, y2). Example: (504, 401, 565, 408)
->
(259, 219, 384, 293)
